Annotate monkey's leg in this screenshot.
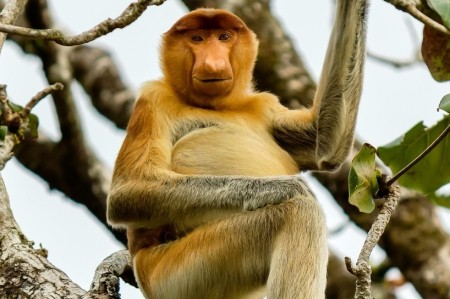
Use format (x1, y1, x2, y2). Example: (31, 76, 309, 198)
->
(133, 195, 326, 299)
(133, 209, 274, 299)
(267, 195, 328, 299)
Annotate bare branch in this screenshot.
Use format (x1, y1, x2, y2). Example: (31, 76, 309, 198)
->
(21, 82, 63, 117)
(345, 186, 400, 298)
(0, 0, 167, 46)
(367, 50, 421, 68)
(368, 4, 423, 68)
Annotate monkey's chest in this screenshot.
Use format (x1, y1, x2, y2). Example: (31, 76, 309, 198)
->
(171, 125, 298, 176)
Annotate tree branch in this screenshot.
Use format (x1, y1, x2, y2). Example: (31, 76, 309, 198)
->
(0, 96, 86, 297)
(12, 0, 126, 244)
(0, 0, 167, 46)
(367, 50, 421, 68)
(0, 83, 63, 168)
(405, 4, 450, 35)
(0, 0, 28, 52)
(0, 143, 130, 298)
(383, 0, 450, 35)
(69, 46, 135, 129)
(83, 250, 135, 299)
(315, 161, 450, 298)
(345, 185, 401, 298)
(21, 82, 63, 117)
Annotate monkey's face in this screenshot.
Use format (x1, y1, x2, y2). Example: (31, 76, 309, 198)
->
(189, 30, 235, 99)
(161, 9, 258, 108)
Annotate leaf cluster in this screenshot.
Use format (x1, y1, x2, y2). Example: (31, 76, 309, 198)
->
(0, 101, 39, 141)
(349, 95, 450, 212)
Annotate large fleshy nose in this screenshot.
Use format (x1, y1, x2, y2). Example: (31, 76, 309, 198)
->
(203, 54, 227, 74)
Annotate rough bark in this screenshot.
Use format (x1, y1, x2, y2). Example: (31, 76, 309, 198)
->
(69, 46, 135, 130)
(0, 0, 28, 52)
(0, 170, 86, 298)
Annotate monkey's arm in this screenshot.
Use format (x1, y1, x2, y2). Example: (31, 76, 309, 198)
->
(107, 172, 308, 228)
(273, 0, 368, 171)
(107, 94, 309, 229)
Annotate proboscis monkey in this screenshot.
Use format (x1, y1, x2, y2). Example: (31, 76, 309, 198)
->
(107, 1, 368, 298)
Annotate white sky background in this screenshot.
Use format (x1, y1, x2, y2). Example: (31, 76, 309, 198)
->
(1, 1, 449, 298)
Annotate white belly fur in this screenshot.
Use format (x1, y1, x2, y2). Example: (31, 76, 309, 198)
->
(171, 125, 298, 176)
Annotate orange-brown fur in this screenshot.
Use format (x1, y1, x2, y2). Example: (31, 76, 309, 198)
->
(108, 3, 368, 298)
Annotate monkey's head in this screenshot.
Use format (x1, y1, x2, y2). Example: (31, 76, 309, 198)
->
(161, 8, 258, 108)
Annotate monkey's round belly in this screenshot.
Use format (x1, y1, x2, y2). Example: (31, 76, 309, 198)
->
(171, 126, 298, 176)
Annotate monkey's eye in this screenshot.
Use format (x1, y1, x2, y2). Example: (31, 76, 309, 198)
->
(218, 33, 231, 41)
(191, 35, 204, 42)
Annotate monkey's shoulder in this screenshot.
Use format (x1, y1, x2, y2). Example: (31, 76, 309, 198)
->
(137, 80, 177, 107)
(238, 91, 287, 115)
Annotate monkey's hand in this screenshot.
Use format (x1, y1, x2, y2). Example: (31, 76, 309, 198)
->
(127, 226, 177, 256)
(242, 176, 313, 211)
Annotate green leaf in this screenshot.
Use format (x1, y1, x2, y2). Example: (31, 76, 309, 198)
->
(378, 115, 450, 194)
(0, 126, 7, 141)
(7, 101, 24, 113)
(348, 143, 380, 213)
(430, 193, 450, 209)
(27, 113, 39, 139)
(421, 26, 450, 82)
(439, 94, 450, 113)
(428, 0, 450, 29)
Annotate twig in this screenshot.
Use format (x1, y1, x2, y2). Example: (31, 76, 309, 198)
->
(20, 82, 64, 117)
(0, 0, 167, 46)
(345, 185, 401, 299)
(404, 16, 420, 46)
(367, 50, 420, 68)
(405, 4, 450, 36)
(367, 16, 421, 68)
(329, 220, 350, 235)
(386, 124, 450, 187)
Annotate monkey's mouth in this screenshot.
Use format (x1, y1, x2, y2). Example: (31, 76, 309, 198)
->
(194, 78, 231, 83)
